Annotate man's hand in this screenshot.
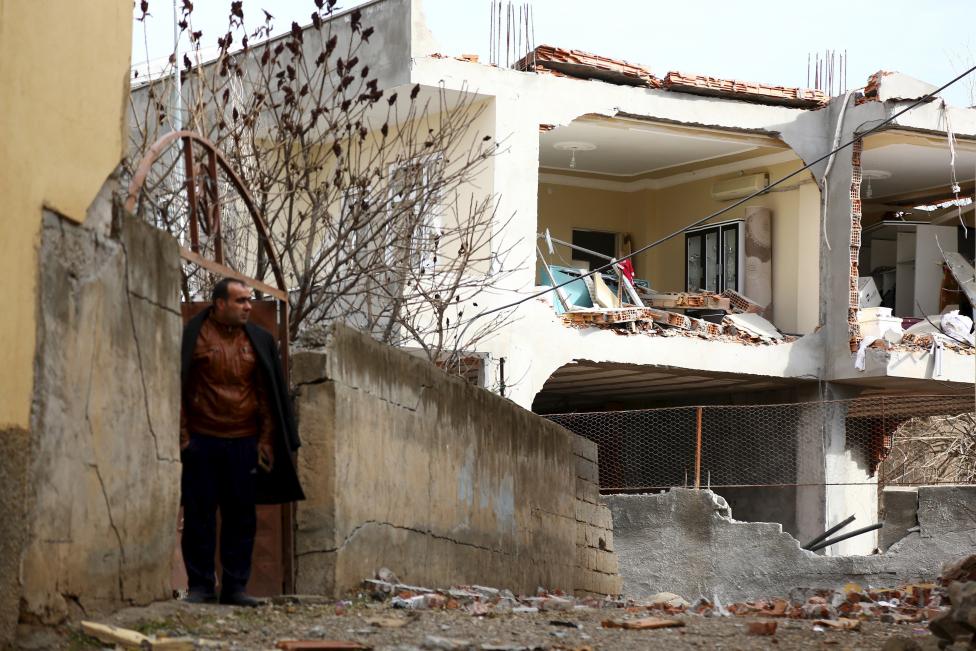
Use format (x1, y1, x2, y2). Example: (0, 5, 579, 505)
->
(258, 441, 274, 472)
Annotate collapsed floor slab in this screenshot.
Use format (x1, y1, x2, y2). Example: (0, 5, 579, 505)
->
(606, 486, 976, 603)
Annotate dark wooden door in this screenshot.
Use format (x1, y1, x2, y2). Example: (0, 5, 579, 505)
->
(172, 300, 291, 597)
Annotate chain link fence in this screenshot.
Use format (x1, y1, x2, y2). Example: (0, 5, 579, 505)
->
(545, 395, 975, 492)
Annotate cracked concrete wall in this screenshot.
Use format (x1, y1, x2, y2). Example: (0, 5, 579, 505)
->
(13, 180, 182, 627)
(607, 486, 976, 603)
(292, 324, 580, 596)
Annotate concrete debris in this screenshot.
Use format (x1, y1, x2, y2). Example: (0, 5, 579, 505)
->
(646, 592, 690, 609)
(722, 312, 784, 342)
(942, 555, 976, 585)
(421, 635, 477, 650)
(929, 575, 976, 649)
(364, 575, 951, 630)
(560, 304, 794, 346)
(874, 72, 939, 103)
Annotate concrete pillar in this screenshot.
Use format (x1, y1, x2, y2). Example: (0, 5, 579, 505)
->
(744, 206, 772, 317)
(795, 383, 877, 556)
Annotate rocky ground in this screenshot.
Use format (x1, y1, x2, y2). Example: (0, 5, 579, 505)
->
(25, 571, 976, 651)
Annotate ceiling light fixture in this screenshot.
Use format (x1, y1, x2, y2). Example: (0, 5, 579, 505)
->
(861, 170, 892, 199)
(553, 141, 596, 169)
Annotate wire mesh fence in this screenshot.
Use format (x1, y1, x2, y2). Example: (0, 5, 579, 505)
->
(545, 394, 976, 492)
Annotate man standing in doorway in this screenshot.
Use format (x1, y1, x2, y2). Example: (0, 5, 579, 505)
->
(180, 278, 304, 606)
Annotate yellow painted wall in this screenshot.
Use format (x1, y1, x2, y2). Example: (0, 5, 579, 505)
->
(537, 184, 639, 280)
(0, 1, 133, 429)
(537, 159, 822, 334)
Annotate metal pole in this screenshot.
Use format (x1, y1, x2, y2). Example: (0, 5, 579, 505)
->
(807, 523, 883, 553)
(802, 513, 855, 550)
(172, 0, 181, 131)
(694, 407, 703, 489)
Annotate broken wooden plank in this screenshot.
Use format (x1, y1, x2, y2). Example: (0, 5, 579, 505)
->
(80, 622, 149, 649)
(80, 622, 198, 650)
(602, 616, 685, 630)
(276, 641, 372, 650)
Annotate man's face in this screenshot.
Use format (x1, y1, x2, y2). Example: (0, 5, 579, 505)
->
(214, 282, 252, 326)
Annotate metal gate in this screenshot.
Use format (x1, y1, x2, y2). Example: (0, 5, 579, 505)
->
(126, 131, 295, 596)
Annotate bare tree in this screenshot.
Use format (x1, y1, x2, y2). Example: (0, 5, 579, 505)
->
(880, 412, 976, 486)
(126, 0, 518, 370)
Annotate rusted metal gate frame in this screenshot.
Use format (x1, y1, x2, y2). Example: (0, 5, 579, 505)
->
(125, 130, 295, 593)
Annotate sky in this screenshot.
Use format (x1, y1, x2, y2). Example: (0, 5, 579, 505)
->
(132, 0, 976, 107)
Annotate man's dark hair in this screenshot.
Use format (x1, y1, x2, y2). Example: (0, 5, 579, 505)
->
(211, 278, 248, 304)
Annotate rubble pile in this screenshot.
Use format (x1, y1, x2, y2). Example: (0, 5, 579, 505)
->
(559, 298, 795, 346)
(363, 570, 949, 627)
(928, 554, 976, 649)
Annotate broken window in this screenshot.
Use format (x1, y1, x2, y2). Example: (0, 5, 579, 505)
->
(685, 221, 742, 293)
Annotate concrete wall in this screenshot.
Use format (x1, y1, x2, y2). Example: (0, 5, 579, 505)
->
(5, 182, 183, 634)
(607, 486, 976, 603)
(292, 324, 617, 596)
(573, 437, 622, 596)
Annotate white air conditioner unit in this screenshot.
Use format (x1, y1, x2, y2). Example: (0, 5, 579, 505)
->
(711, 173, 768, 201)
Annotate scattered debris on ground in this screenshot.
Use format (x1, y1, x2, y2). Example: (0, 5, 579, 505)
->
(56, 562, 976, 651)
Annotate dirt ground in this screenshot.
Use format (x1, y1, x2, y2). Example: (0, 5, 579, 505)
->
(35, 596, 946, 651)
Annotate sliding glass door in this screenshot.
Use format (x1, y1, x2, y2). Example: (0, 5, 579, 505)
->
(686, 222, 742, 293)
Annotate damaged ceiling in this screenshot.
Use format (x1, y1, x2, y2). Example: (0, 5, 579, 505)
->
(533, 361, 810, 412)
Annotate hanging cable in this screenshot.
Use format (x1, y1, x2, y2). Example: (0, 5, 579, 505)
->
(466, 63, 976, 325)
(940, 100, 968, 238)
(821, 89, 857, 252)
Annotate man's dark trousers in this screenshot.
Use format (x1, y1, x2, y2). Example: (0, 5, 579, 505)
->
(181, 433, 258, 595)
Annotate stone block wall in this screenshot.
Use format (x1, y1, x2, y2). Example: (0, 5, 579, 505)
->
(291, 325, 620, 597)
(4, 181, 182, 632)
(573, 437, 622, 597)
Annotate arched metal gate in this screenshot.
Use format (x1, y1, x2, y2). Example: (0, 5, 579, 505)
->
(126, 131, 294, 596)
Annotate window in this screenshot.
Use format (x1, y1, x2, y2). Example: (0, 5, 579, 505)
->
(389, 155, 444, 272)
(571, 229, 617, 271)
(685, 221, 743, 293)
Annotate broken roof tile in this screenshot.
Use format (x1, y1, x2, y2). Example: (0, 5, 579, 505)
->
(514, 45, 827, 108)
(663, 71, 827, 108)
(517, 44, 662, 88)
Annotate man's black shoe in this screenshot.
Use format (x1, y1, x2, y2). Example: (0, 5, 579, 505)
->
(219, 592, 264, 607)
(183, 589, 217, 604)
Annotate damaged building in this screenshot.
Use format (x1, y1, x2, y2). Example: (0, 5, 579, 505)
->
(369, 2, 976, 556)
(4, 0, 976, 643)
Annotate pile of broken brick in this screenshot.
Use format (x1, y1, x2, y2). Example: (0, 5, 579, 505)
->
(559, 289, 794, 346)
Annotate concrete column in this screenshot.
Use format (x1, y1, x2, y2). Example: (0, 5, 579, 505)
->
(795, 383, 877, 556)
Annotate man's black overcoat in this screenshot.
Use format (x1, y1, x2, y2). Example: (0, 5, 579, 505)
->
(181, 307, 305, 504)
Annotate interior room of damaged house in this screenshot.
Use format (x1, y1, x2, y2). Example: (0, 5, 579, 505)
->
(525, 49, 976, 399)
